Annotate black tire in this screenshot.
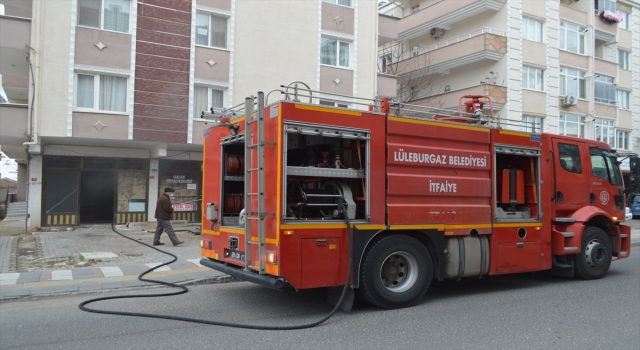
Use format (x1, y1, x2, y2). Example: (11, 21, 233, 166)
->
(574, 226, 612, 280)
(357, 235, 433, 309)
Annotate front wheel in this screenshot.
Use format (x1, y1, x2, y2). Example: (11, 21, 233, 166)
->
(358, 235, 433, 309)
(574, 227, 612, 280)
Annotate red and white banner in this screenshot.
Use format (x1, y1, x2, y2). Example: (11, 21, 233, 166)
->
(172, 204, 194, 212)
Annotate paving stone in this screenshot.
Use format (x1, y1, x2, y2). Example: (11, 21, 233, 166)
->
(167, 262, 190, 270)
(16, 271, 41, 283)
(122, 280, 153, 287)
(54, 284, 79, 293)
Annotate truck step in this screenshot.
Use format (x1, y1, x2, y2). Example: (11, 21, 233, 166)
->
(564, 247, 579, 252)
(554, 217, 576, 223)
(561, 231, 575, 238)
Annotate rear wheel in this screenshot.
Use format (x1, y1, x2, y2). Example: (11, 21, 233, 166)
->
(358, 235, 432, 309)
(574, 227, 612, 280)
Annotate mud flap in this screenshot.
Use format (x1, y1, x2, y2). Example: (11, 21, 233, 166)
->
(326, 286, 354, 312)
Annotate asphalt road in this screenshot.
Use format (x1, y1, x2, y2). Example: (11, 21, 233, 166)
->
(1, 247, 639, 350)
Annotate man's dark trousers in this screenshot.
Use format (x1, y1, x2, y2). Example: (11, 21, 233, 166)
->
(154, 219, 180, 245)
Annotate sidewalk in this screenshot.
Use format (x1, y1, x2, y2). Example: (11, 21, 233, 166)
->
(0, 219, 231, 300)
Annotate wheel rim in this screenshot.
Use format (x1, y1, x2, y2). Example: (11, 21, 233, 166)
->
(379, 251, 419, 293)
(584, 239, 608, 269)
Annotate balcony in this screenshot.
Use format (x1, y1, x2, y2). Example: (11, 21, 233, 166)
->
(594, 10, 618, 42)
(398, 0, 506, 40)
(378, 14, 398, 46)
(383, 28, 506, 78)
(0, 104, 29, 148)
(0, 15, 31, 104)
(410, 83, 506, 112)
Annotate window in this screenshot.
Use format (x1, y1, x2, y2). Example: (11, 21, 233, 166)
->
(196, 13, 227, 48)
(559, 21, 585, 54)
(558, 143, 582, 174)
(590, 147, 622, 186)
(597, 0, 616, 13)
(76, 74, 127, 112)
(522, 115, 543, 132)
(194, 86, 224, 120)
(412, 5, 420, 13)
(559, 113, 585, 138)
(594, 117, 615, 147)
(594, 75, 616, 105)
(319, 100, 349, 108)
(321, 37, 350, 68)
(522, 17, 544, 42)
(324, 0, 351, 6)
(617, 90, 629, 110)
(78, 0, 130, 33)
(410, 86, 419, 100)
(559, 66, 586, 99)
(522, 66, 544, 91)
(618, 11, 629, 30)
(618, 50, 629, 70)
(380, 53, 392, 73)
(617, 130, 630, 150)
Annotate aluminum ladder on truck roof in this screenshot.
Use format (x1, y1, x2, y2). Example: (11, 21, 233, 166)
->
(244, 92, 274, 274)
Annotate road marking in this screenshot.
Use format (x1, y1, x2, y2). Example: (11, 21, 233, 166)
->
(100, 266, 124, 277)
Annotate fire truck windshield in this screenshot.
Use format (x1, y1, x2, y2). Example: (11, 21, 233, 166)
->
(590, 148, 623, 186)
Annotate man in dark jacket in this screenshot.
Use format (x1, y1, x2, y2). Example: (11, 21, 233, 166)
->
(154, 188, 183, 246)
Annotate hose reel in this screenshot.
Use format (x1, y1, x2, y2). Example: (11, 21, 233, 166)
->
(286, 180, 356, 220)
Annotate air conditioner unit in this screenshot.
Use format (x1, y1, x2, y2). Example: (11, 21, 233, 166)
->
(562, 95, 577, 106)
(430, 27, 445, 39)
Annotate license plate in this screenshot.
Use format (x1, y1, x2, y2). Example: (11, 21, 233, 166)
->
(224, 249, 245, 261)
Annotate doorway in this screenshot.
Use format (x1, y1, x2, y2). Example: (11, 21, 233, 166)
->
(80, 171, 115, 223)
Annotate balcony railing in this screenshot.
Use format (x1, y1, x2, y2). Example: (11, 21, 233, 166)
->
(399, 27, 505, 62)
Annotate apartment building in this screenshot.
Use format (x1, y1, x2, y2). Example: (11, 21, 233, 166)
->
(0, 0, 386, 229)
(378, 0, 639, 152)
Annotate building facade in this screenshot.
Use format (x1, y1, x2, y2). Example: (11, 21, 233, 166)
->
(378, 0, 639, 152)
(0, 0, 382, 228)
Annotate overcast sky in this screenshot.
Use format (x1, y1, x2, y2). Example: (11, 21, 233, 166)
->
(0, 151, 17, 181)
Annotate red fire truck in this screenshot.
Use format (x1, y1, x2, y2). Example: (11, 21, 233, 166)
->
(199, 83, 631, 309)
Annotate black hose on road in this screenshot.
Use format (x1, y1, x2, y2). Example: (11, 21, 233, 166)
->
(79, 203, 353, 330)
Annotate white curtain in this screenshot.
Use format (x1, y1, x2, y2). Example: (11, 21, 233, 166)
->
(77, 74, 95, 108)
(196, 13, 209, 46)
(78, 0, 100, 27)
(211, 89, 224, 108)
(321, 38, 337, 65)
(99, 75, 126, 112)
(211, 17, 227, 48)
(104, 0, 130, 33)
(194, 86, 208, 120)
(339, 42, 349, 67)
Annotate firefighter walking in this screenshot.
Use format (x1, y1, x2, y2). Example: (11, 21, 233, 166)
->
(154, 187, 183, 246)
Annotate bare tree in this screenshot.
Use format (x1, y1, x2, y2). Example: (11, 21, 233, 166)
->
(377, 41, 441, 106)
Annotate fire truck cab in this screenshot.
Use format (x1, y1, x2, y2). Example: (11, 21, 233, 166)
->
(199, 84, 631, 309)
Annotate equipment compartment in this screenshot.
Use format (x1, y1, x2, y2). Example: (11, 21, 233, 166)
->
(283, 123, 369, 222)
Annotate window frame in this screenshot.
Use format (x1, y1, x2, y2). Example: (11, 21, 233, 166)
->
(616, 130, 630, 150)
(522, 66, 545, 91)
(77, 0, 131, 34)
(320, 36, 351, 68)
(194, 85, 226, 120)
(559, 21, 586, 55)
(616, 89, 629, 110)
(593, 117, 616, 147)
(594, 75, 616, 106)
(522, 17, 544, 43)
(195, 12, 229, 49)
(559, 66, 586, 99)
(522, 115, 544, 133)
(323, 0, 352, 7)
(558, 143, 582, 174)
(559, 112, 586, 138)
(74, 73, 128, 114)
(597, 0, 617, 13)
(618, 49, 629, 70)
(618, 10, 629, 30)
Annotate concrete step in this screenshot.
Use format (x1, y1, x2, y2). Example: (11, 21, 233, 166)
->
(6, 202, 26, 217)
